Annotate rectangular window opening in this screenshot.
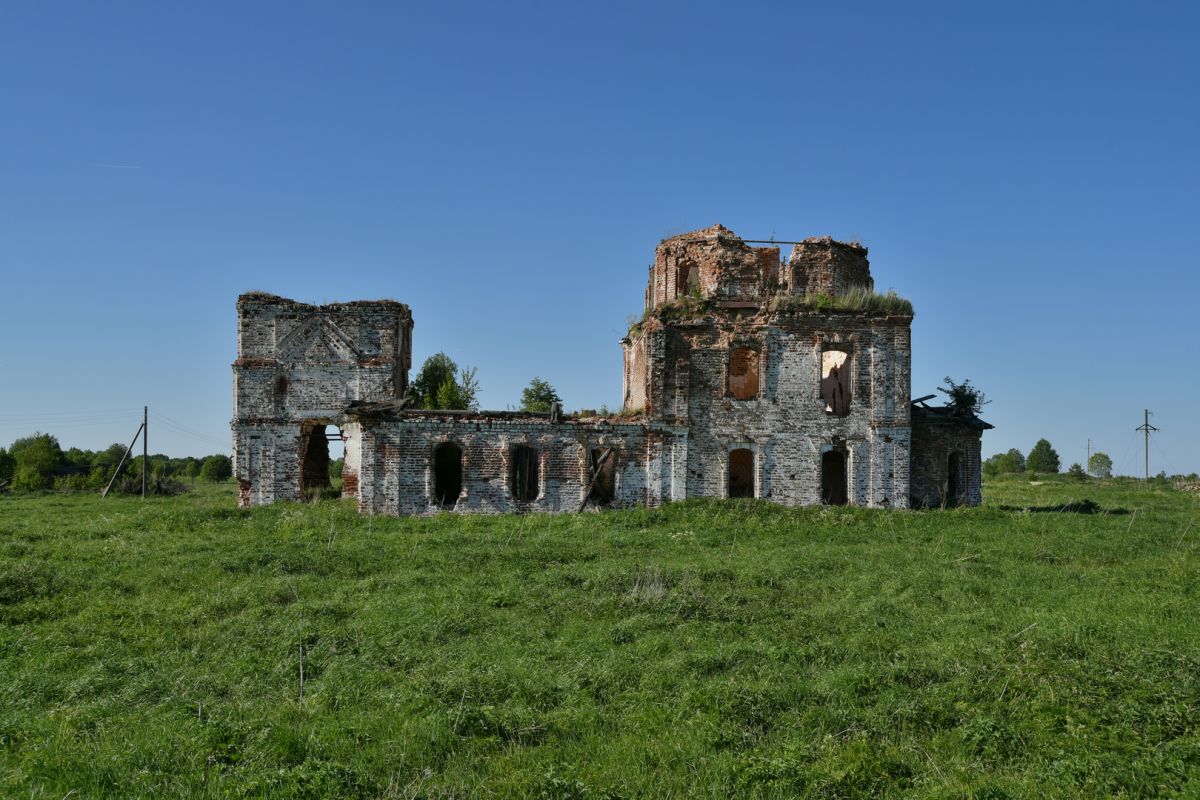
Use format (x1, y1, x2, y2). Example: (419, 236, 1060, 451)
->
(511, 445, 539, 503)
(728, 347, 760, 400)
(821, 350, 851, 415)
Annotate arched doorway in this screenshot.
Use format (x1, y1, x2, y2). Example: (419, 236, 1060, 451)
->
(434, 443, 463, 508)
(300, 423, 340, 498)
(947, 452, 962, 507)
(728, 448, 754, 498)
(821, 450, 848, 505)
(588, 448, 616, 506)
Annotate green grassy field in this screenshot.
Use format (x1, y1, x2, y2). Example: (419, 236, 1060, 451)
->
(0, 480, 1196, 798)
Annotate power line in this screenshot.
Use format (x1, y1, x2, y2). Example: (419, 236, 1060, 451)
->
(149, 412, 229, 448)
(1114, 430, 1138, 477)
(1151, 436, 1178, 476)
(0, 408, 136, 418)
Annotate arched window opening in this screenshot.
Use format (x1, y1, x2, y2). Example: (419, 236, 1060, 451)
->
(511, 445, 539, 503)
(728, 347, 759, 400)
(821, 449, 848, 505)
(821, 350, 851, 416)
(947, 452, 962, 507)
(728, 448, 755, 498)
(588, 448, 616, 506)
(677, 261, 699, 298)
(434, 443, 463, 509)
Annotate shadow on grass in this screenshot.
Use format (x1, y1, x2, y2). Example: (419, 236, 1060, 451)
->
(997, 499, 1130, 515)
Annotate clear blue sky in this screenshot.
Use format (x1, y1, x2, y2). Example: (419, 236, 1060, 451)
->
(2, 1, 1196, 475)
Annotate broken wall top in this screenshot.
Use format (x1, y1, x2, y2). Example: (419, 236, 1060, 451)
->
(233, 293, 414, 423)
(645, 225, 875, 311)
(236, 292, 413, 365)
(786, 237, 873, 298)
(647, 225, 779, 309)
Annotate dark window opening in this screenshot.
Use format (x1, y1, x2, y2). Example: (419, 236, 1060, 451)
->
(821, 449, 848, 505)
(821, 350, 851, 415)
(588, 448, 616, 506)
(728, 448, 755, 498)
(434, 443, 463, 508)
(947, 452, 962, 507)
(728, 347, 760, 400)
(511, 445, 539, 503)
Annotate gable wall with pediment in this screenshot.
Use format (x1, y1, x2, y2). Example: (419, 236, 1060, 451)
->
(232, 294, 412, 505)
(233, 294, 413, 424)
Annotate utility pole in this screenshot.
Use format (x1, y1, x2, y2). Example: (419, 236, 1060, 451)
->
(1135, 409, 1158, 482)
(102, 413, 146, 498)
(142, 405, 148, 498)
(1086, 438, 1092, 473)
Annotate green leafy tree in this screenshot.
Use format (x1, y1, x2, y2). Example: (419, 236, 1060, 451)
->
(0, 447, 14, 483)
(92, 443, 127, 471)
(411, 353, 479, 410)
(1067, 463, 1087, 480)
(1002, 448, 1026, 473)
(1088, 451, 1113, 479)
(983, 447, 1026, 478)
(982, 454, 1002, 479)
(63, 447, 94, 470)
(1027, 439, 1061, 474)
(937, 376, 989, 415)
(9, 433, 64, 490)
(199, 454, 232, 482)
(520, 377, 562, 413)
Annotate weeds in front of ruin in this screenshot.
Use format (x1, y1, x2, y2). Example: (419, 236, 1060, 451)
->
(0, 478, 1195, 797)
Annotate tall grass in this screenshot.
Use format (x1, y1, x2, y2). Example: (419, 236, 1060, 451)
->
(0, 481, 1196, 797)
(772, 286, 914, 316)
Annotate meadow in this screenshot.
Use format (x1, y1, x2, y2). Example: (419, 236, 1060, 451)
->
(0, 479, 1196, 798)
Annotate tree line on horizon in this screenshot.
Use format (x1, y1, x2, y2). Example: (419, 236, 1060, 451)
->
(983, 439, 1196, 482)
(0, 433, 231, 493)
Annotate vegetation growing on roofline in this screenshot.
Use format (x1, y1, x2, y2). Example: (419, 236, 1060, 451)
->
(628, 286, 913, 336)
(771, 286, 914, 315)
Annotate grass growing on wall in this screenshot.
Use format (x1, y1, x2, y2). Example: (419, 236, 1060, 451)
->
(772, 287, 914, 316)
(0, 481, 1196, 797)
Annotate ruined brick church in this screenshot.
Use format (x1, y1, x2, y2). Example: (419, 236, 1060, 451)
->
(233, 225, 990, 514)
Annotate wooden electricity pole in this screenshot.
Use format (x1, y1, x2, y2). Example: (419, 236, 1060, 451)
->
(102, 412, 146, 498)
(142, 405, 148, 498)
(1135, 409, 1158, 482)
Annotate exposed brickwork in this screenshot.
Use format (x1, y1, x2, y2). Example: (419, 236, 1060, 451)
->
(232, 293, 412, 506)
(909, 406, 989, 507)
(645, 225, 776, 309)
(786, 237, 873, 298)
(345, 410, 684, 515)
(232, 225, 987, 515)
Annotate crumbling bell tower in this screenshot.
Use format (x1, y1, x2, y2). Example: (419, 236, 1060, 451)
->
(623, 224, 913, 507)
